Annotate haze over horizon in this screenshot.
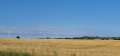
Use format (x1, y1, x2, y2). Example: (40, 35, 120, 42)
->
(0, 0, 120, 38)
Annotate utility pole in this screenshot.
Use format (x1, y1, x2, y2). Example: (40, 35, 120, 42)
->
(8, 31, 11, 38)
(56, 33, 59, 38)
(29, 32, 31, 39)
(43, 33, 46, 39)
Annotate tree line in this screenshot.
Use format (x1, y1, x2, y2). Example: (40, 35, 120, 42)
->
(39, 36, 120, 40)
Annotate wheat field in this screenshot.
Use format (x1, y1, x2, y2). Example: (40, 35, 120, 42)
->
(0, 39, 120, 56)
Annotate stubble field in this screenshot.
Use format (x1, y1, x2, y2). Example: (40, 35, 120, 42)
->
(0, 39, 120, 56)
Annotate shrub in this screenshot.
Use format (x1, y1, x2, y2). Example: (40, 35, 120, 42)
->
(16, 36, 20, 39)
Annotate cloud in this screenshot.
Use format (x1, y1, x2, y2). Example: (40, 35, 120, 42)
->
(0, 25, 85, 38)
(0, 25, 74, 35)
(0, 25, 120, 38)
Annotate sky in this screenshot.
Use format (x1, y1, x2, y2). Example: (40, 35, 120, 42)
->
(0, 0, 120, 38)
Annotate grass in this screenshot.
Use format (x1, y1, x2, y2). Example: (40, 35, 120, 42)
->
(0, 39, 120, 56)
(0, 51, 30, 56)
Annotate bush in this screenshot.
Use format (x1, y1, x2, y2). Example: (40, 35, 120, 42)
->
(16, 36, 20, 39)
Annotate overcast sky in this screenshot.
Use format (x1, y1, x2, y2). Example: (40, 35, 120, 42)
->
(0, 0, 120, 37)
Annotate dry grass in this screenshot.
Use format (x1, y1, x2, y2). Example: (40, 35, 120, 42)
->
(0, 38, 120, 56)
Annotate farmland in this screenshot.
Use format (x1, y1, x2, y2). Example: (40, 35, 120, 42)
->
(0, 39, 120, 56)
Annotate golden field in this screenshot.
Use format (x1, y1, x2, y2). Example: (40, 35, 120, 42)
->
(0, 39, 120, 56)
